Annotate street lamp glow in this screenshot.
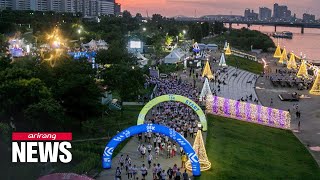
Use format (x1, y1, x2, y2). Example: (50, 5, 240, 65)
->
(143, 27, 147, 31)
(78, 29, 81, 34)
(183, 30, 186, 34)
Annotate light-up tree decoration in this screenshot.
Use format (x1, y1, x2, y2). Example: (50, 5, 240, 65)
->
(287, 52, 297, 70)
(199, 78, 212, 101)
(206, 96, 291, 129)
(273, 44, 282, 58)
(223, 41, 228, 50)
(219, 53, 227, 67)
(297, 60, 309, 78)
(310, 71, 320, 95)
(225, 43, 231, 56)
(202, 60, 214, 80)
(278, 47, 288, 64)
(185, 127, 211, 172)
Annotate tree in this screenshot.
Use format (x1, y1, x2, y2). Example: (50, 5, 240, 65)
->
(24, 98, 64, 130)
(165, 35, 173, 46)
(95, 49, 109, 65)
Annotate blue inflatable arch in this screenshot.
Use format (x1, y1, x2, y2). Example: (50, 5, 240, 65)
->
(102, 124, 201, 176)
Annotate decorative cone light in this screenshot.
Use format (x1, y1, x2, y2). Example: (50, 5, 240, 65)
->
(223, 41, 228, 50)
(287, 52, 296, 69)
(279, 47, 288, 64)
(186, 125, 211, 172)
(202, 60, 214, 80)
(274, 44, 282, 58)
(225, 43, 231, 55)
(297, 60, 309, 78)
(219, 53, 227, 67)
(310, 71, 320, 95)
(199, 78, 213, 101)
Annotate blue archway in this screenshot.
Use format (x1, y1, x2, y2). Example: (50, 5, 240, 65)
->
(102, 124, 201, 176)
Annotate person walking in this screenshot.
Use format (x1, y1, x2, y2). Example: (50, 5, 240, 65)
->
(132, 165, 138, 180)
(115, 167, 122, 180)
(155, 146, 160, 159)
(140, 164, 148, 180)
(160, 170, 167, 180)
(175, 168, 181, 180)
(270, 98, 273, 107)
(147, 153, 153, 168)
(119, 155, 124, 170)
(127, 164, 133, 180)
(182, 170, 189, 180)
(152, 163, 157, 180)
(172, 144, 177, 157)
(141, 145, 146, 159)
(181, 153, 187, 168)
(167, 167, 173, 180)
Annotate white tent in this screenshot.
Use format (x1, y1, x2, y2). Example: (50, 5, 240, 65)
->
(219, 53, 227, 67)
(164, 48, 185, 64)
(136, 52, 149, 67)
(199, 78, 212, 101)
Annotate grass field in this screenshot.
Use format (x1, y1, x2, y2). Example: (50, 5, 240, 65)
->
(226, 55, 264, 74)
(199, 115, 320, 179)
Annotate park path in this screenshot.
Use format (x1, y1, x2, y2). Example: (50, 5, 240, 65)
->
(255, 57, 320, 166)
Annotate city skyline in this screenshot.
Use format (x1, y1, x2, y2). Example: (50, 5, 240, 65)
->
(117, 0, 320, 18)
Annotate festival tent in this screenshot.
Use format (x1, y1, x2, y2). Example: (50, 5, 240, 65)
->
(164, 48, 185, 64)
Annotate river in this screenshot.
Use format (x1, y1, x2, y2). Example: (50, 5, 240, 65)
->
(232, 25, 320, 62)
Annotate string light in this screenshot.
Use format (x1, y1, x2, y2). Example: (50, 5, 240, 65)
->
(206, 96, 291, 129)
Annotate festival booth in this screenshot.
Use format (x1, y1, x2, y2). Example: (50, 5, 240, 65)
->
(164, 48, 185, 64)
(82, 39, 108, 50)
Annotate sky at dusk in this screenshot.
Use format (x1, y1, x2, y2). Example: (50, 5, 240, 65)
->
(117, 0, 320, 19)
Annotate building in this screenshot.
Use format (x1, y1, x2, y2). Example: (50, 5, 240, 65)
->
(259, 7, 271, 21)
(0, 0, 12, 9)
(273, 3, 292, 20)
(303, 13, 315, 22)
(8, 0, 119, 16)
(244, 8, 258, 20)
(114, 2, 120, 15)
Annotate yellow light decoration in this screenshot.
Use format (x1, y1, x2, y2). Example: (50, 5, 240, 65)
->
(310, 71, 320, 95)
(273, 44, 282, 58)
(297, 60, 309, 78)
(185, 130, 211, 172)
(287, 52, 296, 69)
(278, 47, 288, 64)
(225, 43, 232, 55)
(202, 60, 214, 80)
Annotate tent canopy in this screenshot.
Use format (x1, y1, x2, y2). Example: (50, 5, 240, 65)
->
(164, 48, 185, 64)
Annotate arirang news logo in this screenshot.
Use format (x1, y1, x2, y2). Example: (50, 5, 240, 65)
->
(12, 132, 72, 163)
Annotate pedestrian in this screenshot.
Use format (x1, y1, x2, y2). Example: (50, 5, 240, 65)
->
(167, 143, 172, 158)
(147, 153, 153, 168)
(175, 168, 181, 180)
(181, 153, 187, 168)
(119, 155, 124, 170)
(132, 165, 138, 179)
(161, 170, 167, 180)
(182, 170, 189, 180)
(298, 121, 301, 131)
(156, 163, 162, 179)
(155, 146, 160, 159)
(270, 98, 273, 107)
(147, 143, 152, 154)
(172, 164, 178, 177)
(138, 133, 142, 142)
(180, 146, 184, 155)
(128, 164, 133, 179)
(141, 145, 146, 159)
(167, 167, 173, 180)
(153, 136, 157, 147)
(140, 164, 148, 180)
(125, 155, 131, 174)
(115, 167, 122, 180)
(172, 144, 177, 157)
(152, 163, 157, 180)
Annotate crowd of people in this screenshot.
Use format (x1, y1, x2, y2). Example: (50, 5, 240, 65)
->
(114, 75, 202, 179)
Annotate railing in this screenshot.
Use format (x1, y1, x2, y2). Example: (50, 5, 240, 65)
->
(231, 49, 257, 61)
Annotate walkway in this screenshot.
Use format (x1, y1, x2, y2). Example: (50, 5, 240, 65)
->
(255, 57, 320, 166)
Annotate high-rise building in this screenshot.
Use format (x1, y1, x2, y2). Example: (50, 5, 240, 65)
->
(273, 3, 291, 20)
(259, 7, 271, 21)
(8, 0, 119, 16)
(303, 13, 316, 22)
(0, 0, 12, 9)
(244, 8, 258, 20)
(114, 2, 120, 15)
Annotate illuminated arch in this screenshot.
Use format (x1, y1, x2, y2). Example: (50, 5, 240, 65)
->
(137, 94, 207, 131)
(102, 124, 201, 176)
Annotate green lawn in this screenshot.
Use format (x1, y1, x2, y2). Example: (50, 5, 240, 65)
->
(200, 115, 320, 179)
(226, 55, 264, 74)
(54, 105, 143, 174)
